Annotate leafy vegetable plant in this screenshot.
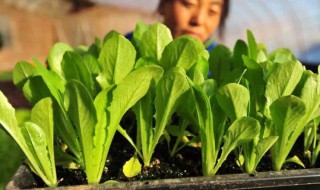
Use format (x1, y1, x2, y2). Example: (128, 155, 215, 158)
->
(201, 30, 320, 174)
(119, 23, 204, 169)
(0, 93, 57, 187)
(243, 32, 320, 171)
(1, 21, 320, 188)
(7, 31, 163, 184)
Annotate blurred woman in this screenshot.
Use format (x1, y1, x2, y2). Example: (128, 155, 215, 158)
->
(126, 0, 230, 51)
(158, 0, 229, 51)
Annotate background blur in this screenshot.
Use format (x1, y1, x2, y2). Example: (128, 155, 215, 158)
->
(0, 0, 320, 72)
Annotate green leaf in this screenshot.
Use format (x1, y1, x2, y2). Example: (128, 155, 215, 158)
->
(62, 51, 95, 96)
(0, 91, 23, 147)
(242, 140, 255, 171)
(0, 91, 54, 187)
(250, 136, 278, 173)
(265, 60, 303, 117)
(247, 30, 258, 61)
(0, 92, 57, 187)
(93, 65, 163, 183)
(202, 79, 217, 97)
(47, 42, 73, 77)
(92, 88, 111, 180)
(21, 122, 57, 186)
(242, 55, 265, 116)
(216, 83, 250, 121)
(106, 65, 163, 151)
(224, 117, 260, 148)
(132, 91, 155, 165)
(208, 44, 233, 86)
(15, 109, 31, 125)
(22, 76, 51, 105)
(13, 61, 36, 89)
(160, 37, 199, 72)
(212, 117, 260, 175)
(30, 98, 55, 169)
(74, 45, 88, 54)
(102, 30, 121, 44)
(294, 71, 320, 122)
(33, 58, 65, 105)
(53, 101, 81, 162)
(140, 23, 172, 61)
(97, 35, 136, 89)
(270, 95, 306, 171)
(242, 55, 264, 97)
(103, 180, 119, 184)
(257, 50, 268, 63)
(311, 134, 320, 166)
(187, 66, 205, 85)
(82, 54, 100, 75)
(123, 155, 142, 178)
(187, 56, 208, 84)
(196, 56, 209, 79)
(232, 39, 247, 70)
(303, 122, 314, 152)
(152, 67, 190, 152)
(268, 48, 296, 64)
(187, 36, 209, 60)
(87, 41, 101, 59)
(28, 98, 56, 183)
(210, 94, 227, 151)
(270, 96, 306, 140)
(236, 154, 245, 168)
(110, 65, 163, 118)
(64, 80, 97, 184)
(117, 125, 142, 158)
(255, 136, 278, 161)
(169, 119, 196, 158)
(135, 57, 158, 69)
(190, 82, 215, 176)
(132, 21, 149, 52)
(167, 125, 184, 137)
(285, 155, 305, 168)
(176, 89, 198, 127)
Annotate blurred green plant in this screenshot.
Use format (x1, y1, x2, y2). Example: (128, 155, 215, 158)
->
(0, 72, 12, 81)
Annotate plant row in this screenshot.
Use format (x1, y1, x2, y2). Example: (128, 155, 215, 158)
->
(1, 22, 320, 187)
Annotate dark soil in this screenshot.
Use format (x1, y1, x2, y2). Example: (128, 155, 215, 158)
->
(28, 131, 316, 188)
(31, 132, 205, 187)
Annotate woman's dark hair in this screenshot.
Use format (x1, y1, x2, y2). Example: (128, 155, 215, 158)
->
(157, 0, 230, 39)
(219, 0, 229, 39)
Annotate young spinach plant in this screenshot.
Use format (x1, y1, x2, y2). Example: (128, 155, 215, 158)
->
(0, 92, 57, 187)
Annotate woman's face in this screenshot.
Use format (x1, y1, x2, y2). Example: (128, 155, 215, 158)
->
(160, 0, 224, 42)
